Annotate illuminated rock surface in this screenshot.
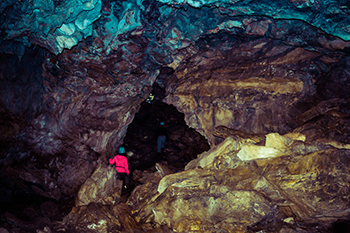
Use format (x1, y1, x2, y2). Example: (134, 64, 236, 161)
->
(0, 0, 350, 232)
(127, 128, 350, 232)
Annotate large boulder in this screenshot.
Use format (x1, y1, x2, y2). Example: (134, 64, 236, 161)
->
(75, 161, 123, 207)
(127, 129, 350, 232)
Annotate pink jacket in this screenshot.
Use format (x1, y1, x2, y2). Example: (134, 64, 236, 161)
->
(109, 155, 129, 175)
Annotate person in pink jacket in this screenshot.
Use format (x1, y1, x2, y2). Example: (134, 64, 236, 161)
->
(109, 146, 129, 189)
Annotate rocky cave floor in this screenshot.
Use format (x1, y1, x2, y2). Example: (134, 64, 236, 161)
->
(0, 84, 211, 233)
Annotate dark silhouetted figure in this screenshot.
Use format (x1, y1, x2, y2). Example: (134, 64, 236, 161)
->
(156, 122, 168, 154)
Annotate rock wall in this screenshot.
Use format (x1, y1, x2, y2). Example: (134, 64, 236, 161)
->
(165, 33, 350, 146)
(1, 1, 350, 230)
(127, 123, 350, 232)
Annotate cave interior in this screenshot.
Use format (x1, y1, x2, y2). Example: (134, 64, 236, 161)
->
(1, 0, 350, 232)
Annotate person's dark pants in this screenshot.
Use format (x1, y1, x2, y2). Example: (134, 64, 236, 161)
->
(117, 172, 129, 188)
(157, 135, 166, 153)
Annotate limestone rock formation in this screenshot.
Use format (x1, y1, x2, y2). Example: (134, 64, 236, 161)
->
(1, 0, 102, 55)
(1, 0, 350, 232)
(1, 0, 350, 201)
(75, 161, 123, 207)
(164, 38, 348, 146)
(127, 129, 350, 232)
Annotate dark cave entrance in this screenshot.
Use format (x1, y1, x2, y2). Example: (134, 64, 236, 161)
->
(122, 82, 210, 174)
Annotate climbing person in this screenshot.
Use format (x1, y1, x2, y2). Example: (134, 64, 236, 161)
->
(156, 121, 168, 154)
(109, 146, 129, 189)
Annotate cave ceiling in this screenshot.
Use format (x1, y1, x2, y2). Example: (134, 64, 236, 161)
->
(1, 0, 350, 200)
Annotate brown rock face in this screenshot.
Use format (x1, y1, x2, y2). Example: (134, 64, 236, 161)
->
(75, 161, 122, 207)
(39, 36, 155, 157)
(165, 37, 342, 146)
(0, 34, 159, 202)
(127, 128, 350, 232)
(1, 1, 350, 232)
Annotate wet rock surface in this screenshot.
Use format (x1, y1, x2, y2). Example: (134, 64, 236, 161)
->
(0, 0, 350, 232)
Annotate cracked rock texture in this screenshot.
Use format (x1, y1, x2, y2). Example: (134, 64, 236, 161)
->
(127, 127, 350, 232)
(1, 0, 350, 232)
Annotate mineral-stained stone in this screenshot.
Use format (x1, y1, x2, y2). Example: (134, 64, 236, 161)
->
(75, 161, 122, 207)
(1, 0, 350, 232)
(127, 129, 350, 232)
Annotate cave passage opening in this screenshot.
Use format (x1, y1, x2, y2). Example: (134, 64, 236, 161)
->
(122, 82, 210, 175)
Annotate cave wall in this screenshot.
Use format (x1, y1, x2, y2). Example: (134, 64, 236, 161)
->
(1, 0, 350, 200)
(165, 32, 350, 145)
